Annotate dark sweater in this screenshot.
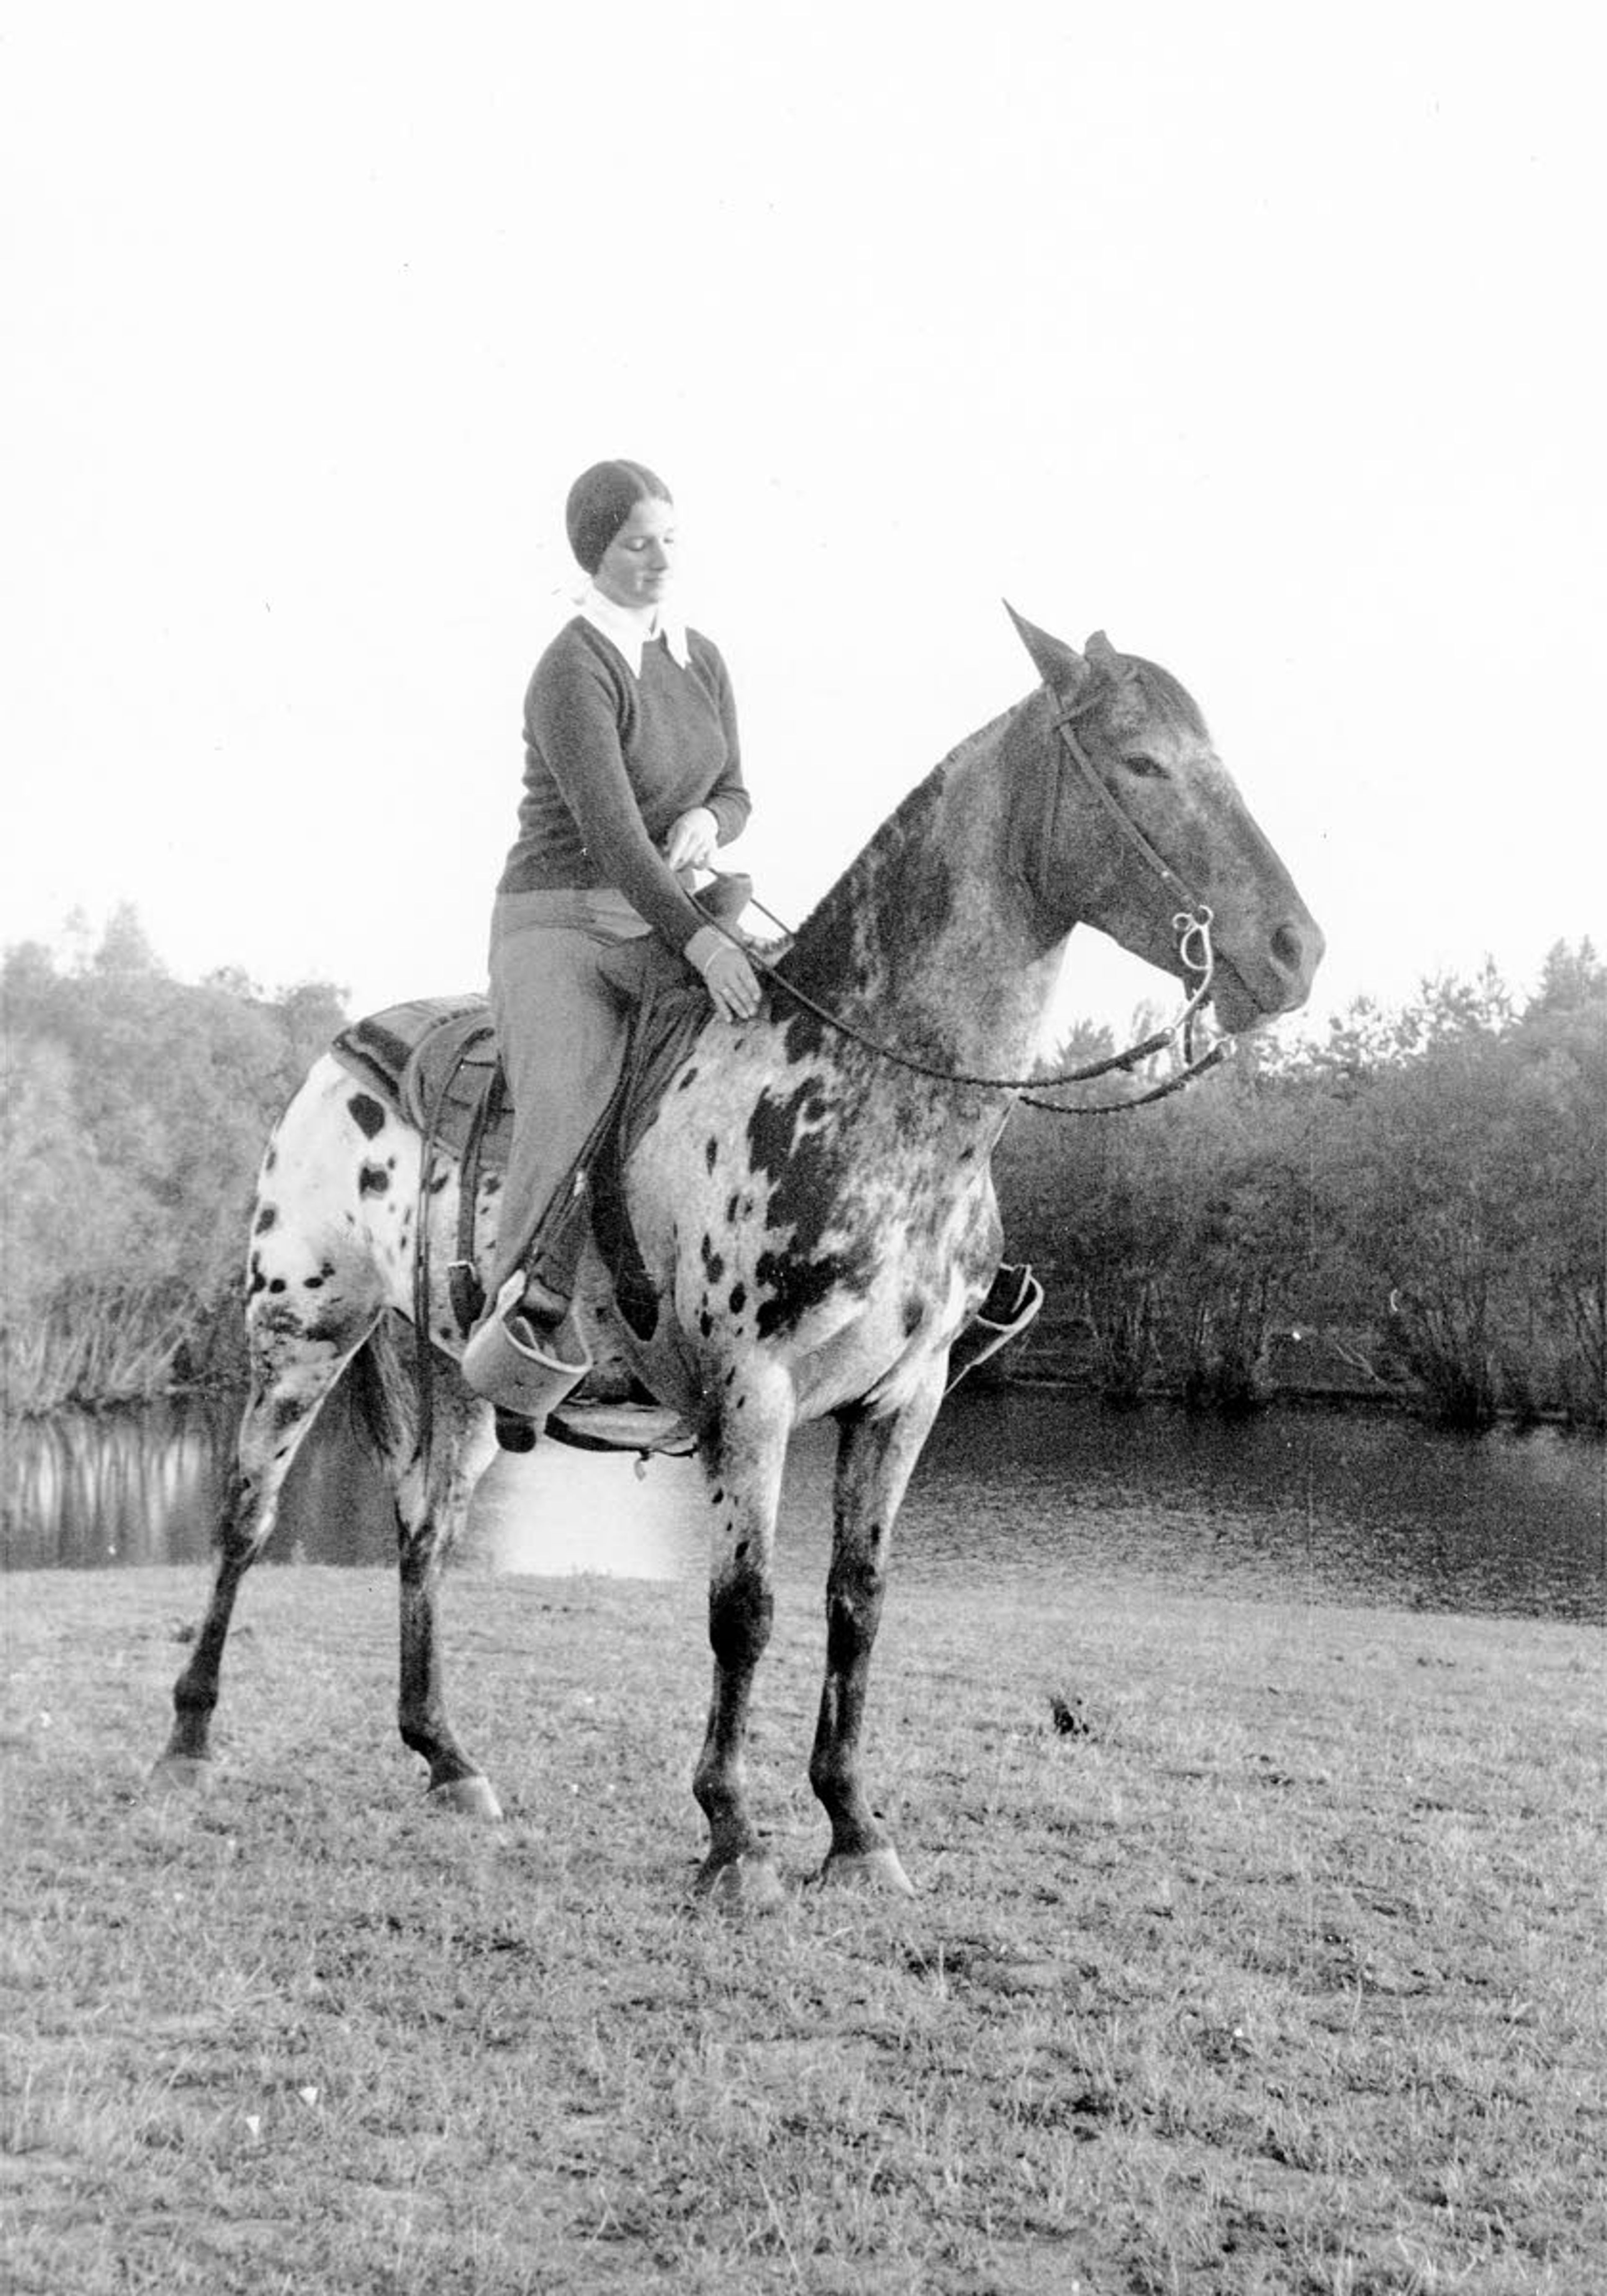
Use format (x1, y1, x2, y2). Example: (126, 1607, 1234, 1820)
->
(497, 617, 752, 950)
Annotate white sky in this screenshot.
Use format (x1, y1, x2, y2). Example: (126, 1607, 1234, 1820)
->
(3, 2, 1600, 1038)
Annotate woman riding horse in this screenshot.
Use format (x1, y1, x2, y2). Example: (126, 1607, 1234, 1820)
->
(464, 459, 762, 1443)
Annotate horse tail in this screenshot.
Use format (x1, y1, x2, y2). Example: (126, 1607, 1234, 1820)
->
(344, 1313, 422, 1466)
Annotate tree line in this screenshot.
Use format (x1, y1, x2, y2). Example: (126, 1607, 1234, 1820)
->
(994, 940, 1604, 1429)
(3, 910, 1601, 1429)
(2, 909, 346, 1413)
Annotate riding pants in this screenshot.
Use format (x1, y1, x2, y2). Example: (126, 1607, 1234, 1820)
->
(485, 887, 653, 1301)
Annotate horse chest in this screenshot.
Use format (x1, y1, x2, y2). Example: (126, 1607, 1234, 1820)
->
(633, 1045, 996, 1364)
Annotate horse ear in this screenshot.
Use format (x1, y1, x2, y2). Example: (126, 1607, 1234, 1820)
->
(1084, 629, 1123, 673)
(1003, 601, 1091, 697)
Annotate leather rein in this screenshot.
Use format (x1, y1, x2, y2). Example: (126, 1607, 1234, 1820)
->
(698, 706, 1231, 1117)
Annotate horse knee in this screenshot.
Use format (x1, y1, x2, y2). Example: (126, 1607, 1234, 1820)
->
(824, 1574, 885, 1667)
(709, 1568, 773, 1672)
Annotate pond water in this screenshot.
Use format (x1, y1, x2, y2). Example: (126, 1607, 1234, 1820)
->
(4, 1387, 1601, 1623)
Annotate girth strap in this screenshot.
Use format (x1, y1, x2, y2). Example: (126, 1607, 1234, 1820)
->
(411, 1017, 495, 1467)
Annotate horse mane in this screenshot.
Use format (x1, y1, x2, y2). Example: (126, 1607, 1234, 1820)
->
(780, 705, 1020, 999)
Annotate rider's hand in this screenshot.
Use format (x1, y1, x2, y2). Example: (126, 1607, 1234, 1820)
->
(685, 926, 762, 1022)
(663, 806, 719, 872)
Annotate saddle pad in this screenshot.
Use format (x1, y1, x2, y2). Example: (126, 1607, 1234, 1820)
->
(332, 996, 508, 1166)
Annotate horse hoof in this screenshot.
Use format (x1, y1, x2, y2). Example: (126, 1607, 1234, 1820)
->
(693, 1852, 786, 1913)
(148, 1754, 215, 1796)
(816, 1846, 916, 1897)
(429, 1774, 503, 1822)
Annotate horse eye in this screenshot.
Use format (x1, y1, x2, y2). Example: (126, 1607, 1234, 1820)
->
(1124, 752, 1166, 779)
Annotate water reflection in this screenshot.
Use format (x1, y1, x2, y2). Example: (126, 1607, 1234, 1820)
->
(4, 1388, 1602, 1623)
(1, 1389, 395, 1571)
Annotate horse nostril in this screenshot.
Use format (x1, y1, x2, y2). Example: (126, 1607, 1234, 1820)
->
(1271, 922, 1306, 978)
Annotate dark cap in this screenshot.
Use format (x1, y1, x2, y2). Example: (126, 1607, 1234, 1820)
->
(565, 459, 673, 574)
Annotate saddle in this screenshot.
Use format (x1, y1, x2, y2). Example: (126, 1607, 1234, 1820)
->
(333, 967, 705, 1342)
(329, 876, 761, 1344)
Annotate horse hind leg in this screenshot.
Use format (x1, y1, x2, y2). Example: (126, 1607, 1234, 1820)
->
(154, 1294, 380, 1788)
(808, 1376, 946, 1896)
(350, 1319, 502, 1818)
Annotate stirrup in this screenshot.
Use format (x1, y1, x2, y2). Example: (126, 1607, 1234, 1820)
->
(462, 1273, 592, 1424)
(547, 1401, 697, 1462)
(946, 1263, 1044, 1392)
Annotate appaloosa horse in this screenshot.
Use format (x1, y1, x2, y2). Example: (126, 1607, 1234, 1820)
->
(154, 609, 1322, 1902)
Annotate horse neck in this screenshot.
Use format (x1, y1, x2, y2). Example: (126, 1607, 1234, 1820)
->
(780, 694, 1074, 1074)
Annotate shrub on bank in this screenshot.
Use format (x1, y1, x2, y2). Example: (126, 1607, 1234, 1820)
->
(1, 913, 345, 1414)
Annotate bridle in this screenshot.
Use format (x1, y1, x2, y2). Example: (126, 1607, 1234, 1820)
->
(695, 701, 1232, 1117)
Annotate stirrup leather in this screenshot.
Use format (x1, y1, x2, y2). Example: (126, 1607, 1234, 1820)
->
(946, 1263, 1044, 1391)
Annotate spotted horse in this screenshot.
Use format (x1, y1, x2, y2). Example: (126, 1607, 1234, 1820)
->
(153, 609, 1323, 1903)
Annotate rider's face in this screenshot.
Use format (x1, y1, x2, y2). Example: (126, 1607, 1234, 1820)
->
(593, 496, 677, 611)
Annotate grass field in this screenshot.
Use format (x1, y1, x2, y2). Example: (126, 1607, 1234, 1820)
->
(2, 1558, 1602, 2294)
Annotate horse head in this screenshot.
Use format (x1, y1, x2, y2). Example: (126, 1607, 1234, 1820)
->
(1004, 606, 1323, 1033)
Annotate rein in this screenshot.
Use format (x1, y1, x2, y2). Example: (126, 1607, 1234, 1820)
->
(698, 707, 1232, 1118)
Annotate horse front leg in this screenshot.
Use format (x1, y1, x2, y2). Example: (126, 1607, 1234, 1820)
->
(691, 1382, 791, 1909)
(809, 1371, 945, 1895)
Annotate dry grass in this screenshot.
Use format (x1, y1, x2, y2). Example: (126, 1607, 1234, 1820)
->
(1, 1561, 1602, 2294)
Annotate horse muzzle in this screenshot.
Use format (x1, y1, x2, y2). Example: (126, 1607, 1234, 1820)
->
(1210, 912, 1325, 1033)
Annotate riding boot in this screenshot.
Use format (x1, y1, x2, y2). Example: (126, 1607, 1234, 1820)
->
(946, 1261, 1044, 1391)
(462, 1271, 593, 1441)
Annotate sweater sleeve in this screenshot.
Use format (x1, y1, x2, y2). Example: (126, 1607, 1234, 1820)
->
(700, 643, 752, 848)
(527, 644, 711, 950)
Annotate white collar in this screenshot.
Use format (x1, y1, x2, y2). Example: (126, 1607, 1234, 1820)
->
(575, 583, 691, 675)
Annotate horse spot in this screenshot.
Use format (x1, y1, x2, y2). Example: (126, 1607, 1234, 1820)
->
(678, 1066, 699, 1092)
(729, 1282, 747, 1315)
(746, 1077, 819, 1189)
(725, 1192, 741, 1223)
(485, 1175, 501, 1194)
(903, 1296, 925, 1336)
(705, 1137, 718, 1174)
(254, 1203, 278, 1235)
(303, 1274, 324, 1290)
(782, 1009, 826, 1065)
(698, 1309, 714, 1340)
(429, 1169, 450, 1194)
(754, 1242, 874, 1342)
(359, 1163, 390, 1197)
(701, 1236, 726, 1284)
(347, 1092, 388, 1140)
(711, 1486, 725, 1506)
(267, 1277, 287, 1295)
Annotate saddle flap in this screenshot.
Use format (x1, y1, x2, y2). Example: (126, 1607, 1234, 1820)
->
(331, 995, 506, 1158)
(400, 1011, 499, 1132)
